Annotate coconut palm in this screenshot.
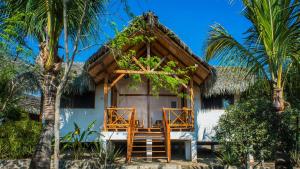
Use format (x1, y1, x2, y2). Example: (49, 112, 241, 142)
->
(1, 0, 107, 168)
(205, 0, 300, 167)
(205, 0, 300, 113)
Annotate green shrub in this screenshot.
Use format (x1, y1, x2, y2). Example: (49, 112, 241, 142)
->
(215, 96, 298, 166)
(0, 112, 41, 159)
(2, 106, 23, 121)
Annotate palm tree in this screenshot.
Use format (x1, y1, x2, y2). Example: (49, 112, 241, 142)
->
(205, 0, 300, 167)
(1, 0, 107, 168)
(205, 0, 300, 112)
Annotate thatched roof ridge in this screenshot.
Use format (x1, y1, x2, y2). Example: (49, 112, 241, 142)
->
(201, 67, 255, 97)
(86, 12, 211, 71)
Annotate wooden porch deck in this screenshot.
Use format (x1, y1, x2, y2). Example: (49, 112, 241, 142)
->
(103, 107, 194, 163)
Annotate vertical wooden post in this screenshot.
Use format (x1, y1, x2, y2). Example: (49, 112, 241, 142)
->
(147, 79, 150, 128)
(190, 79, 194, 110)
(103, 75, 108, 131)
(147, 42, 150, 71)
(190, 79, 194, 130)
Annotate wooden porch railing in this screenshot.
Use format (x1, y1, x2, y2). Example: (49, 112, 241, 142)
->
(162, 109, 171, 162)
(104, 107, 135, 130)
(126, 109, 136, 163)
(162, 108, 194, 130)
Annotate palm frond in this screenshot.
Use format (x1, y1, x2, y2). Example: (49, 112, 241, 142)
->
(205, 24, 268, 80)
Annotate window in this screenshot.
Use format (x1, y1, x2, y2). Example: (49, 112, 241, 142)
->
(202, 95, 234, 109)
(171, 101, 177, 108)
(61, 91, 95, 108)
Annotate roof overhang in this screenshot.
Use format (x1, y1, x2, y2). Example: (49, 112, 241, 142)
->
(86, 13, 212, 85)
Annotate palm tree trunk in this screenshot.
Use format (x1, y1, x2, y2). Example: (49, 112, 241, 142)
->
(273, 87, 285, 113)
(30, 73, 57, 169)
(272, 87, 292, 168)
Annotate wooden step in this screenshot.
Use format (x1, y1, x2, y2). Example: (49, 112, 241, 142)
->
(132, 145, 165, 148)
(132, 150, 166, 153)
(136, 128, 162, 132)
(133, 140, 164, 143)
(134, 135, 164, 138)
(135, 132, 163, 134)
(132, 156, 168, 159)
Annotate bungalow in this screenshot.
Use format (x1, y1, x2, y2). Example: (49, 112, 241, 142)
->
(59, 12, 252, 162)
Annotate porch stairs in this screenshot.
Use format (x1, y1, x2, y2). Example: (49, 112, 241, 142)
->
(128, 128, 169, 162)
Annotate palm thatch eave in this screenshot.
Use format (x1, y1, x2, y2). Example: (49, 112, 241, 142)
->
(201, 67, 255, 97)
(63, 62, 96, 95)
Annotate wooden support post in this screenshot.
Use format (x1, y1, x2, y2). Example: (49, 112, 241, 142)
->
(104, 75, 108, 131)
(147, 79, 150, 128)
(147, 42, 150, 71)
(190, 79, 194, 111)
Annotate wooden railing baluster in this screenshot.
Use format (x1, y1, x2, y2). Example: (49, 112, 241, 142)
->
(104, 107, 135, 130)
(162, 108, 194, 130)
(162, 108, 171, 162)
(126, 108, 136, 163)
(103, 109, 107, 131)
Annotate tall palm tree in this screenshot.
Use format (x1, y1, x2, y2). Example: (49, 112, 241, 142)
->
(1, 0, 107, 168)
(205, 0, 300, 112)
(205, 0, 300, 167)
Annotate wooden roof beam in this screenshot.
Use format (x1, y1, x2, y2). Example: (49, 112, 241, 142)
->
(153, 28, 210, 80)
(108, 74, 126, 91)
(132, 56, 146, 71)
(113, 70, 178, 75)
(92, 44, 147, 81)
(151, 46, 203, 84)
(151, 56, 166, 71)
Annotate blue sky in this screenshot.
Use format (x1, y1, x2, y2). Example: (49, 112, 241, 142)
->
(27, 0, 250, 65)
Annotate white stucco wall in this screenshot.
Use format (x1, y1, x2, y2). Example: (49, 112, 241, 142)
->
(60, 84, 110, 141)
(194, 86, 226, 142)
(197, 109, 225, 142)
(59, 82, 227, 143)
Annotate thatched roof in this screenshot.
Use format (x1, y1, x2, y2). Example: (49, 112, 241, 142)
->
(86, 12, 211, 71)
(201, 67, 255, 97)
(86, 12, 212, 85)
(63, 62, 95, 95)
(19, 95, 40, 114)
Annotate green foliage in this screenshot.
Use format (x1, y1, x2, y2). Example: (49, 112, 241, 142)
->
(92, 140, 122, 167)
(0, 12, 32, 60)
(0, 50, 39, 120)
(215, 91, 299, 165)
(109, 16, 196, 96)
(0, 112, 42, 159)
(61, 120, 98, 160)
(285, 65, 300, 108)
(290, 150, 300, 167)
(217, 149, 240, 166)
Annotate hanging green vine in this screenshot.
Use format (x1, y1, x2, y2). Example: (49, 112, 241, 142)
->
(108, 16, 196, 96)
